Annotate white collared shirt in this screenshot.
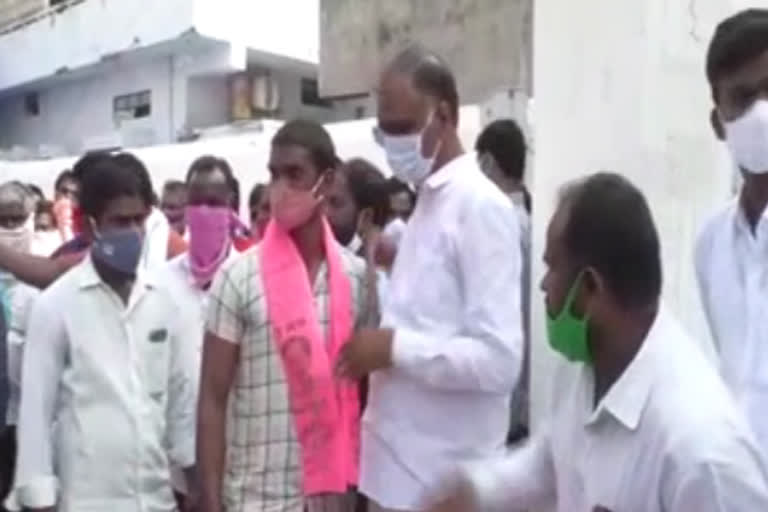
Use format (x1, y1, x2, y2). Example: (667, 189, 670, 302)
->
(0, 273, 38, 426)
(462, 311, 768, 512)
(695, 198, 768, 461)
(7, 256, 198, 512)
(360, 153, 524, 509)
(158, 250, 237, 494)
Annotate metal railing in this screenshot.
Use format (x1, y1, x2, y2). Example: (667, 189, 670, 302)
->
(0, 0, 86, 37)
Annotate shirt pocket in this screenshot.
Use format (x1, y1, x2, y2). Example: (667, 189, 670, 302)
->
(142, 327, 171, 400)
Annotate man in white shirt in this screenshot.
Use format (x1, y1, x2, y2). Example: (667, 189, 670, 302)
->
(336, 46, 524, 511)
(7, 156, 198, 512)
(160, 155, 243, 505)
(696, 8, 768, 463)
(0, 182, 39, 507)
(433, 172, 768, 512)
(475, 118, 532, 442)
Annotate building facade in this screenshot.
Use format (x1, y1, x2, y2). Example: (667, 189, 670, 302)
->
(0, 0, 358, 159)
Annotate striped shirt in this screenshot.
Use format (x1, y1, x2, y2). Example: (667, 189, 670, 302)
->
(205, 244, 369, 512)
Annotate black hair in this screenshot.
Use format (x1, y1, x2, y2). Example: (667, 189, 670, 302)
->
(36, 199, 55, 217)
(387, 177, 417, 204)
(26, 183, 44, 201)
(706, 9, 768, 99)
(559, 172, 661, 309)
(162, 180, 187, 195)
(249, 183, 268, 209)
(343, 158, 390, 226)
(78, 156, 150, 219)
(111, 152, 157, 206)
(389, 45, 460, 123)
(54, 169, 76, 191)
(71, 152, 112, 182)
(185, 155, 239, 211)
(475, 119, 527, 182)
(272, 119, 337, 172)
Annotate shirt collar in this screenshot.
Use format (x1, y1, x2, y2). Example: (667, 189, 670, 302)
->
(347, 235, 363, 254)
(77, 253, 156, 291)
(585, 311, 666, 431)
(422, 152, 474, 191)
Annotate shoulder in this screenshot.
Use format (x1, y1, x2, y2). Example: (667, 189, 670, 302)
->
(209, 245, 262, 299)
(695, 200, 737, 262)
(337, 244, 366, 280)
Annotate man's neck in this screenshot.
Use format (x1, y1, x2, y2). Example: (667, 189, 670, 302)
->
(433, 134, 464, 173)
(291, 214, 326, 282)
(590, 305, 657, 406)
(741, 174, 768, 232)
(93, 261, 134, 305)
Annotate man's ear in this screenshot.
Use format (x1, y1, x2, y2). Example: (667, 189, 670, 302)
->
(711, 108, 726, 141)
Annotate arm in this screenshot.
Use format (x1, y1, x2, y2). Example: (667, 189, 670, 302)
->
(10, 295, 65, 512)
(666, 456, 768, 511)
(694, 228, 719, 353)
(197, 267, 244, 512)
(392, 198, 523, 393)
(437, 431, 556, 512)
(0, 244, 77, 289)
(197, 334, 239, 512)
(165, 306, 201, 501)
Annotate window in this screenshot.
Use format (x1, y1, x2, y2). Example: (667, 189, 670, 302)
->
(300, 78, 331, 108)
(24, 93, 39, 117)
(114, 90, 151, 122)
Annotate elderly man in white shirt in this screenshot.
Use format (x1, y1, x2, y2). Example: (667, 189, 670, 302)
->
(433, 173, 768, 512)
(696, 8, 768, 465)
(6, 156, 197, 512)
(336, 46, 524, 511)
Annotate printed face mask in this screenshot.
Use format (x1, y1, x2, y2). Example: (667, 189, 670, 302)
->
(186, 205, 232, 287)
(379, 113, 442, 186)
(269, 176, 324, 231)
(546, 274, 591, 363)
(723, 99, 768, 174)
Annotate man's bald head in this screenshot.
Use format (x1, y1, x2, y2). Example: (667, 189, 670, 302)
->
(384, 45, 459, 123)
(0, 181, 33, 229)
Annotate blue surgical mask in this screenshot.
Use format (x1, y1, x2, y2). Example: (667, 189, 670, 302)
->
(376, 113, 442, 187)
(91, 226, 143, 276)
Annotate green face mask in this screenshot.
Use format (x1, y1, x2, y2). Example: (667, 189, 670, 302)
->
(546, 275, 591, 363)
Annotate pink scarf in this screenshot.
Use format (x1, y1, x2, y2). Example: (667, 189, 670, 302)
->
(260, 217, 359, 495)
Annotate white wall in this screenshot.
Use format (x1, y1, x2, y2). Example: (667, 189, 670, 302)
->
(186, 75, 230, 130)
(0, 0, 196, 90)
(529, 0, 755, 431)
(0, 56, 176, 153)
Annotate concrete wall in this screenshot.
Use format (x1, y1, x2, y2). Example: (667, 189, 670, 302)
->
(319, 0, 532, 102)
(0, 0, 196, 90)
(529, 0, 755, 431)
(0, 55, 176, 154)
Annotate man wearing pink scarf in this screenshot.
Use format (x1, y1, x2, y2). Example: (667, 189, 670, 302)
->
(159, 155, 244, 508)
(197, 120, 371, 512)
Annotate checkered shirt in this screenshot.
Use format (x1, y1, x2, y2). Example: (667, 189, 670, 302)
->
(206, 245, 369, 512)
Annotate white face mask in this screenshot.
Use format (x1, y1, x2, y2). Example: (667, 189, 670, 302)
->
(378, 114, 441, 186)
(0, 215, 33, 253)
(724, 99, 768, 174)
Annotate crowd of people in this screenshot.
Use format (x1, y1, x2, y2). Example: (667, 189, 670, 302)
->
(1, 7, 768, 512)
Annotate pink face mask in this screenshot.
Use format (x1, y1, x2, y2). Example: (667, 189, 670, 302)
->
(269, 178, 322, 231)
(186, 205, 232, 287)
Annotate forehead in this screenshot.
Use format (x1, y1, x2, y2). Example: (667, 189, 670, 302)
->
(716, 48, 768, 99)
(188, 167, 229, 187)
(377, 70, 429, 123)
(103, 196, 148, 216)
(269, 144, 317, 171)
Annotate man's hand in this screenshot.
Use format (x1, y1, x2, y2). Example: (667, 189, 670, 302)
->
(335, 328, 394, 379)
(425, 477, 476, 512)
